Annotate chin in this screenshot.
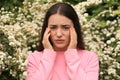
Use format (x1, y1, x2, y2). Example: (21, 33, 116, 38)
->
(54, 46, 67, 51)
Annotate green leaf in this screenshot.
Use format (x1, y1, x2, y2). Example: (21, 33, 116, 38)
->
(116, 56, 120, 62)
(99, 21, 106, 27)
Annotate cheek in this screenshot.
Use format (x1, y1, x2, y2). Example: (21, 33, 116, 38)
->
(66, 31, 70, 41)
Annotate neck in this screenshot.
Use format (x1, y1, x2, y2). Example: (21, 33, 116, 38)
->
(53, 47, 67, 52)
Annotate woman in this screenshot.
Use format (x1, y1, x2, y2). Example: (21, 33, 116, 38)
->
(26, 2, 99, 80)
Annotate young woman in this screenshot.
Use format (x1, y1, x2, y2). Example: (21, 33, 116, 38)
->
(26, 2, 99, 80)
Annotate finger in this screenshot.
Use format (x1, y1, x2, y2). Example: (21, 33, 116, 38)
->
(42, 28, 52, 49)
(43, 28, 50, 40)
(70, 27, 77, 40)
(44, 28, 51, 37)
(71, 27, 76, 36)
(70, 27, 77, 45)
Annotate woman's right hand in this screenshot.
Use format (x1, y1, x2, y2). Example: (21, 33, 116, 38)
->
(42, 28, 53, 50)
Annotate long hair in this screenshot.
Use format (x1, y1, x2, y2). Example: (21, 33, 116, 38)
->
(37, 2, 85, 51)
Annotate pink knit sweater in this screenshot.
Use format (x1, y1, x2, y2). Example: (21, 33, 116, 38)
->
(26, 49, 99, 80)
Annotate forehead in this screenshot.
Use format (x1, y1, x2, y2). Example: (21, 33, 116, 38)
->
(48, 14, 73, 25)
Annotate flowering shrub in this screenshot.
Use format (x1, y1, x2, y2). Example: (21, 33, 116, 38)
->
(79, 0, 120, 79)
(0, 0, 120, 80)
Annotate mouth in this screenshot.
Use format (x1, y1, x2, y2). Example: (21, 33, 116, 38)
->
(55, 39, 64, 44)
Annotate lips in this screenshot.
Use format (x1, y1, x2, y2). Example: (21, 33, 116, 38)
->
(55, 39, 64, 44)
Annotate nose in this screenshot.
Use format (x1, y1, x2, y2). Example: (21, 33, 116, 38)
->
(56, 28, 62, 37)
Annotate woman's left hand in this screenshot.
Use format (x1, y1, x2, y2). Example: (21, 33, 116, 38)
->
(68, 27, 77, 49)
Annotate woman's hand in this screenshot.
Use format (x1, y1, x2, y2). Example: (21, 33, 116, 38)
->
(42, 28, 53, 50)
(68, 27, 77, 49)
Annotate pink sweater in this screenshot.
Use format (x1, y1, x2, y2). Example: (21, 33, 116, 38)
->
(26, 49, 99, 80)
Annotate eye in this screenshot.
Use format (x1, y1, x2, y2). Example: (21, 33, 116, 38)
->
(62, 25, 70, 30)
(49, 25, 57, 29)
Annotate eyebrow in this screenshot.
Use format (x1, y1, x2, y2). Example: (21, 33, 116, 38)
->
(49, 24, 57, 26)
(49, 24, 70, 26)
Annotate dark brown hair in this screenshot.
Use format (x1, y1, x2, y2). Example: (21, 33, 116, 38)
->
(37, 2, 85, 51)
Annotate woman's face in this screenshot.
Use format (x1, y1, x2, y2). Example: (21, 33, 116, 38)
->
(48, 14, 74, 51)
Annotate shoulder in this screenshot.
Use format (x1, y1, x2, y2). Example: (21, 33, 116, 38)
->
(78, 49, 98, 56)
(27, 50, 43, 61)
(27, 49, 56, 61)
(77, 50, 99, 67)
(77, 49, 98, 60)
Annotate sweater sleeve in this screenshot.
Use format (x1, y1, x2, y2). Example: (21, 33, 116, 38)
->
(64, 49, 99, 80)
(26, 49, 56, 80)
